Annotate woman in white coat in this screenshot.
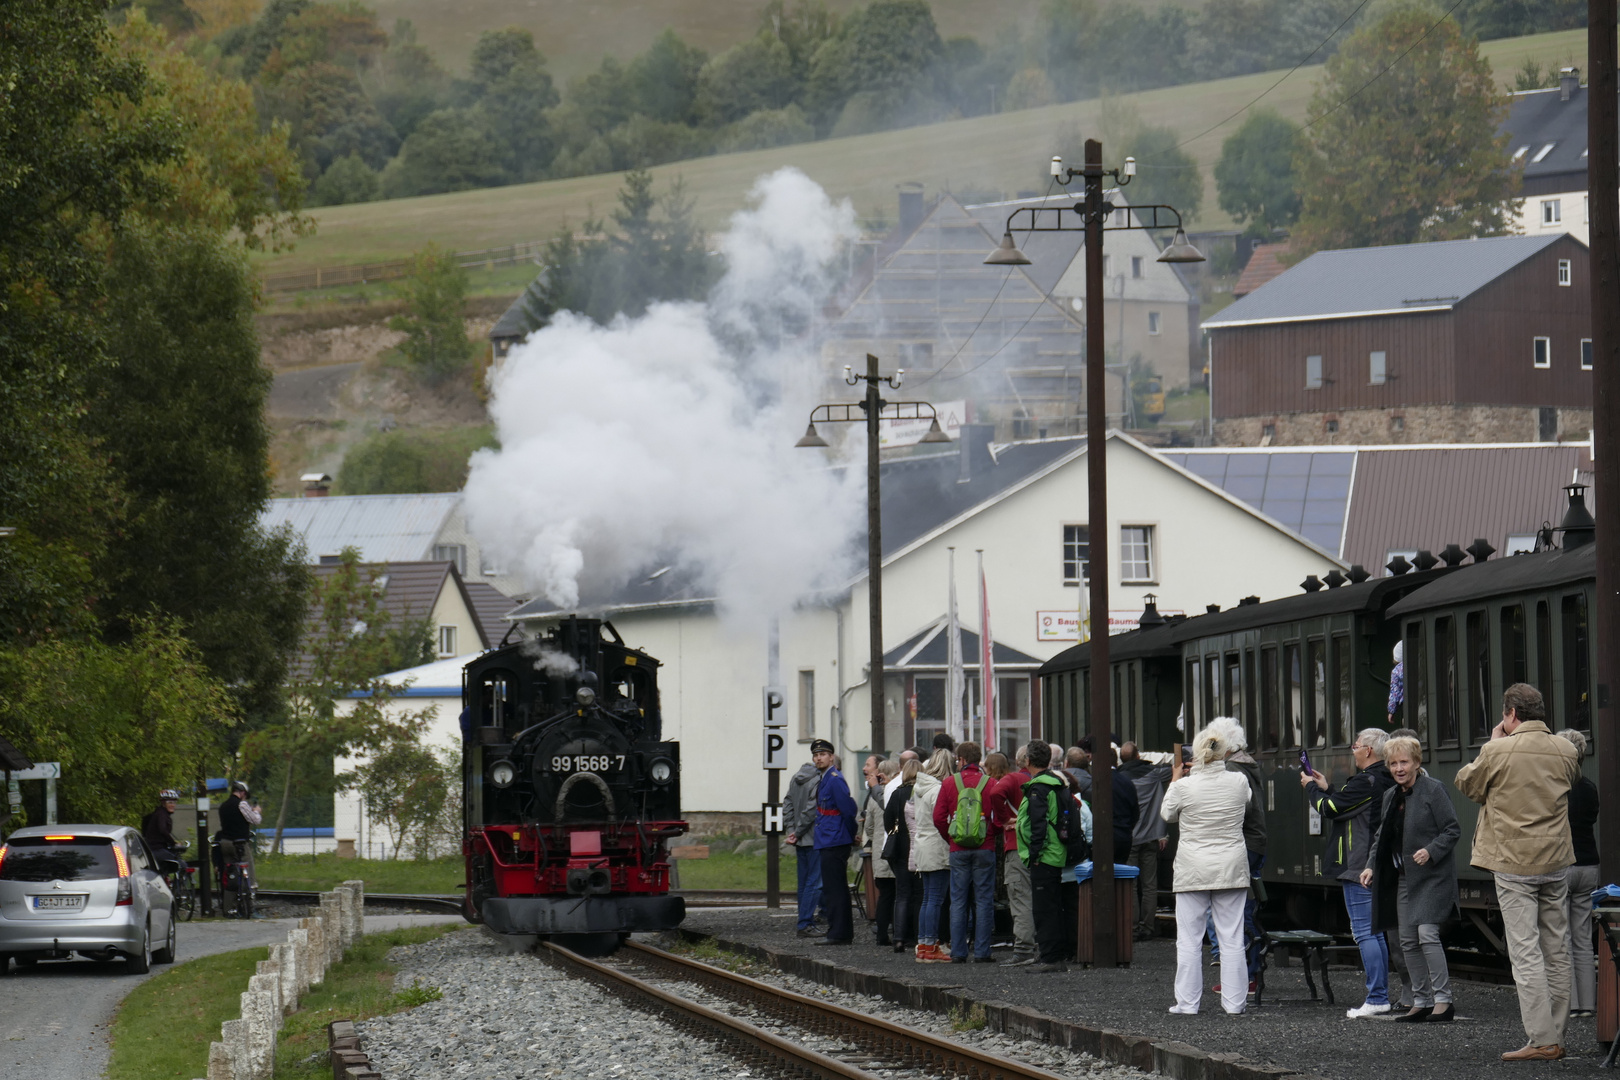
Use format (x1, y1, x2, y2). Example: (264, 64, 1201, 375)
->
(907, 750, 952, 962)
(1161, 719, 1255, 1015)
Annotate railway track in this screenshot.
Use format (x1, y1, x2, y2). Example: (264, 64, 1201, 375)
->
(542, 938, 1075, 1080)
(254, 887, 768, 914)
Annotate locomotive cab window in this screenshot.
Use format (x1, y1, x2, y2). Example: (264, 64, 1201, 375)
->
(477, 670, 520, 733)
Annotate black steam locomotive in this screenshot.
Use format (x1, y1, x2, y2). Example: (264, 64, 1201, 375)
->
(1041, 483, 1599, 940)
(460, 616, 687, 940)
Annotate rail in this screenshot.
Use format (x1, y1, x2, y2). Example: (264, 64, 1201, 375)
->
(260, 240, 546, 294)
(254, 887, 765, 914)
(613, 940, 1071, 1080)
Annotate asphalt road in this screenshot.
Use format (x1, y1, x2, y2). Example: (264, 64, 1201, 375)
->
(0, 912, 460, 1080)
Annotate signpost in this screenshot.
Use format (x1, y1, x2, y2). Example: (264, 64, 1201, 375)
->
(762, 685, 786, 908)
(7, 762, 61, 826)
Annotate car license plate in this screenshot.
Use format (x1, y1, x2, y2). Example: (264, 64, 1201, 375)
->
(31, 895, 85, 910)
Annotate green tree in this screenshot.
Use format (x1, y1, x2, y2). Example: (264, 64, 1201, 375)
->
(627, 29, 708, 125)
(466, 27, 560, 181)
(0, 619, 240, 825)
(1215, 110, 1303, 234)
(696, 32, 800, 125)
(312, 152, 380, 205)
(1456, 0, 1584, 39)
(389, 245, 477, 382)
(338, 426, 498, 495)
(367, 20, 451, 141)
(1293, 3, 1518, 254)
(380, 107, 505, 196)
(241, 549, 430, 851)
(804, 0, 945, 131)
(342, 730, 446, 858)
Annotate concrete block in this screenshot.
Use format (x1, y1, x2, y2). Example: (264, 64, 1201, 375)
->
(330, 1048, 369, 1080)
(341, 879, 366, 946)
(269, 944, 298, 1014)
(290, 927, 315, 993)
(207, 1041, 234, 1080)
(249, 973, 281, 1024)
(221, 1019, 250, 1080)
(328, 1019, 358, 1043)
(1153, 1039, 1211, 1080)
(331, 886, 354, 954)
(319, 895, 343, 964)
(1100, 1029, 1155, 1071)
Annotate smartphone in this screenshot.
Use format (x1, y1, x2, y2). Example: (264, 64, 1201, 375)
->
(1299, 749, 1313, 775)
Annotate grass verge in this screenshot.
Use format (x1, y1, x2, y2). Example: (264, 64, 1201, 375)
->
(273, 923, 464, 1080)
(256, 853, 462, 894)
(674, 848, 799, 891)
(107, 949, 265, 1080)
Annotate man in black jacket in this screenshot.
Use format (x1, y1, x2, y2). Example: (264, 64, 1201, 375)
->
(217, 782, 261, 911)
(1302, 728, 1395, 1018)
(1080, 736, 1139, 854)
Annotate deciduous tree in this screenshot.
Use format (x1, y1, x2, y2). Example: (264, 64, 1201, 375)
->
(390, 246, 478, 383)
(1215, 110, 1303, 234)
(1293, 3, 1518, 253)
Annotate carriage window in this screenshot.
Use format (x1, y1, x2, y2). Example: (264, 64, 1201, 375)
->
(1466, 611, 1492, 743)
(1435, 616, 1459, 746)
(1562, 593, 1592, 730)
(1536, 600, 1553, 705)
(1244, 650, 1258, 745)
(1185, 659, 1202, 728)
(1500, 605, 1527, 688)
(1283, 644, 1302, 749)
(1308, 639, 1327, 747)
(1331, 635, 1352, 746)
(1127, 663, 1139, 745)
(1225, 654, 1242, 721)
(1260, 647, 1280, 750)
(1406, 622, 1429, 744)
(1113, 665, 1124, 728)
(1204, 656, 1219, 726)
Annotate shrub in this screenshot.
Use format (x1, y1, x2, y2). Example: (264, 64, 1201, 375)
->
(311, 153, 380, 206)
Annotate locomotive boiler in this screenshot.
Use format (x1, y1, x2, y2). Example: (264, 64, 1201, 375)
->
(461, 616, 686, 939)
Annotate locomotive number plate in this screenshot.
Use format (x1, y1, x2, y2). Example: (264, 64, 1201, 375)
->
(549, 755, 626, 773)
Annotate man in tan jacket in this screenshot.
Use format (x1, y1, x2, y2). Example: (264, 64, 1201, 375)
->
(1455, 683, 1582, 1062)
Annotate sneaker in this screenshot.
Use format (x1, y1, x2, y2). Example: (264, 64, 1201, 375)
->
(1346, 1002, 1391, 1019)
(1004, 955, 1037, 967)
(1168, 1005, 1198, 1015)
(1571, 1009, 1596, 1019)
(1029, 962, 1067, 973)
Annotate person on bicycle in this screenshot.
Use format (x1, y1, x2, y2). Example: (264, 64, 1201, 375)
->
(217, 781, 261, 911)
(142, 789, 186, 867)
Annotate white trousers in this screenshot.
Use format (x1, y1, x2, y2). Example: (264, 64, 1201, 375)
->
(1175, 889, 1248, 1014)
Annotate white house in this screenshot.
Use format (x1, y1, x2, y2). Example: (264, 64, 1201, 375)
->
(506, 427, 1345, 826)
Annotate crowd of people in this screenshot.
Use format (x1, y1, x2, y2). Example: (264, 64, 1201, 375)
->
(786, 680, 1600, 1062)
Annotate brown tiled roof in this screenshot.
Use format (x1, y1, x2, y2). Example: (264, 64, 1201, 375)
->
(1340, 445, 1588, 572)
(463, 580, 519, 649)
(292, 560, 478, 680)
(1232, 241, 1292, 297)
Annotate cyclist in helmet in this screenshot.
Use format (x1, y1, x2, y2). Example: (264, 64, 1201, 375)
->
(142, 789, 185, 868)
(216, 781, 262, 907)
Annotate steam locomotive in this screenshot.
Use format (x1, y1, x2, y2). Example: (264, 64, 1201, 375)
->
(1041, 483, 1599, 940)
(460, 616, 686, 940)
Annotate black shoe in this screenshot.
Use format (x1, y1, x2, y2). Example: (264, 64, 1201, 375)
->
(950, 956, 967, 963)
(971, 955, 997, 964)
(875, 936, 892, 947)
(1029, 962, 1067, 973)
(1427, 1005, 1455, 1023)
(893, 941, 906, 953)
(1394, 1007, 1432, 1023)
(1004, 955, 1037, 967)
(813, 937, 852, 946)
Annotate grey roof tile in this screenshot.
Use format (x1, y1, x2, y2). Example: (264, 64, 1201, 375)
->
(260, 493, 459, 564)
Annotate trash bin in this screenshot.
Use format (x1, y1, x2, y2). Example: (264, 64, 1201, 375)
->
(1067, 861, 1138, 967)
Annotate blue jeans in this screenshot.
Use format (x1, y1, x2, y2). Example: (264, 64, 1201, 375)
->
(1343, 881, 1390, 1005)
(949, 849, 997, 959)
(796, 845, 823, 930)
(918, 869, 949, 945)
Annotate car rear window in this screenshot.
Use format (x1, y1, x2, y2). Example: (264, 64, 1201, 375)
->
(0, 837, 119, 882)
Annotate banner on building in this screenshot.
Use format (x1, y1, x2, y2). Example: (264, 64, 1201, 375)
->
(1036, 609, 1184, 640)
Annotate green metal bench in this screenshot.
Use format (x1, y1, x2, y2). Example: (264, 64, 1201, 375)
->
(1258, 929, 1336, 1006)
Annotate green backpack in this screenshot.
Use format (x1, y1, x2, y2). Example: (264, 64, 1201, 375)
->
(947, 772, 991, 848)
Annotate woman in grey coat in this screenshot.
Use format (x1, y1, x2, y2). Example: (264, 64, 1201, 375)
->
(1362, 735, 1460, 1022)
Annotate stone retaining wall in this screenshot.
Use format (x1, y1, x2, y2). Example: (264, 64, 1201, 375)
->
(199, 880, 366, 1080)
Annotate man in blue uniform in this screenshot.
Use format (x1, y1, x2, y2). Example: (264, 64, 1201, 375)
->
(810, 738, 859, 945)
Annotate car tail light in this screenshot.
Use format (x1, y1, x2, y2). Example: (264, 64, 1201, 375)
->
(0, 845, 7, 875)
(113, 844, 132, 906)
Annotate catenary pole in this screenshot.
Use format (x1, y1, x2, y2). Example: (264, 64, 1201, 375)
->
(1588, 0, 1620, 881)
(1084, 138, 1117, 967)
(867, 353, 887, 756)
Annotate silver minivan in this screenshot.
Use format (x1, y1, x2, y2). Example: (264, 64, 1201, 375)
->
(0, 825, 176, 974)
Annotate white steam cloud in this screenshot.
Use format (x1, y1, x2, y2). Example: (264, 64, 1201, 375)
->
(465, 168, 865, 625)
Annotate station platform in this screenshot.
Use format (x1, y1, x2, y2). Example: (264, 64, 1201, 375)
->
(683, 907, 1607, 1080)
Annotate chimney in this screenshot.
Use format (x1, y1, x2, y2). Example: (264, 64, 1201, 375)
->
(1561, 67, 1580, 102)
(1138, 594, 1166, 629)
(300, 472, 332, 498)
(956, 424, 996, 483)
(897, 182, 924, 236)
(1558, 482, 1596, 549)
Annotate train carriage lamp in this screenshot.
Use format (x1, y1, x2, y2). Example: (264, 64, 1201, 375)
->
(982, 141, 1202, 969)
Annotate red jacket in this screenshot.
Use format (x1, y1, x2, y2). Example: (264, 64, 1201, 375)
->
(932, 764, 992, 853)
(987, 769, 1031, 851)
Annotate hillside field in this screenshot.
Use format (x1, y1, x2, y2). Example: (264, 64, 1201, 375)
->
(256, 26, 1588, 275)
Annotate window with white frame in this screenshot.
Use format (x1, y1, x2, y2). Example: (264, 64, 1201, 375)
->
(1120, 525, 1155, 583)
(1369, 350, 1387, 385)
(1583, 338, 1594, 370)
(1559, 259, 1572, 286)
(438, 625, 458, 657)
(1062, 524, 1090, 583)
(1533, 336, 1551, 368)
(1147, 311, 1162, 335)
(1542, 199, 1562, 225)
(1305, 354, 1323, 389)
(433, 544, 467, 575)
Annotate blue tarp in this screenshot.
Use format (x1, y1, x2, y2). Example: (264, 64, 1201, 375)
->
(1062, 861, 1140, 884)
(1592, 884, 1620, 907)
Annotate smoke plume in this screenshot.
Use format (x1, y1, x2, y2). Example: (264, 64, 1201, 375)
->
(465, 168, 865, 625)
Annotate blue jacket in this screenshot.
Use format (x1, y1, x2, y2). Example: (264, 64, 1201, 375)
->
(812, 766, 859, 848)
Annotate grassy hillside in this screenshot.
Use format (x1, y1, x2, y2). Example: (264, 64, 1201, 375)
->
(257, 26, 1588, 274)
(369, 0, 1051, 82)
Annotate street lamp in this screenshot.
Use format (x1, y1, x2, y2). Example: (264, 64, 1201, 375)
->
(797, 354, 951, 758)
(987, 139, 1203, 968)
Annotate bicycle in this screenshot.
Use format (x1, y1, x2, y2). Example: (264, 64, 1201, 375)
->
(212, 836, 254, 920)
(159, 840, 198, 921)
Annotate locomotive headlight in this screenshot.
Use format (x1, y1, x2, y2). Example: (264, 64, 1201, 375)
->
(490, 760, 517, 789)
(575, 686, 596, 706)
(649, 758, 674, 784)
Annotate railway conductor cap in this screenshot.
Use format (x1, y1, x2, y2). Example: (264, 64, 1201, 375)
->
(810, 738, 835, 755)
